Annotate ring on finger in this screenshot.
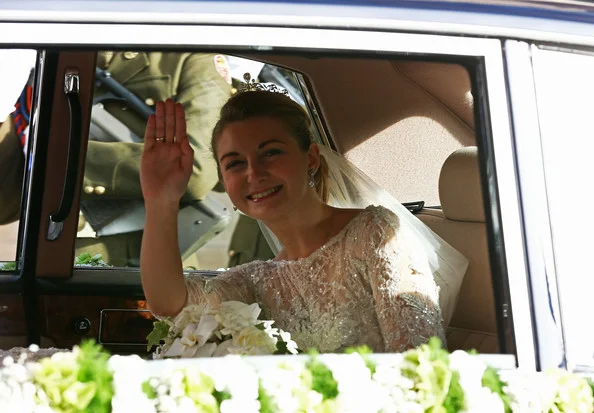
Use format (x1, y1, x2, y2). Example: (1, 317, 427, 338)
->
(155, 136, 166, 143)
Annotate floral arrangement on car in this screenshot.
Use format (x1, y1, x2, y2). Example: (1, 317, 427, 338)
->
(2, 337, 594, 413)
(146, 301, 300, 358)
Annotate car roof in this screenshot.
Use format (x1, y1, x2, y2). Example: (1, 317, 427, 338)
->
(1, 0, 594, 22)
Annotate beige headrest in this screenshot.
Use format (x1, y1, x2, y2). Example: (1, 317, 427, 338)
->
(439, 146, 485, 222)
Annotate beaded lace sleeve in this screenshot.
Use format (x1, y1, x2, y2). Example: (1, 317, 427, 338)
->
(184, 264, 256, 308)
(358, 207, 445, 352)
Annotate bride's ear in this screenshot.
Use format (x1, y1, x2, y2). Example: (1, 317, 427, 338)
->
(307, 143, 321, 172)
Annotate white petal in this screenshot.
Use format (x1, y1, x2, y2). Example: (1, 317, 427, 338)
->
(191, 342, 218, 358)
(212, 340, 234, 357)
(163, 338, 185, 357)
(194, 315, 219, 346)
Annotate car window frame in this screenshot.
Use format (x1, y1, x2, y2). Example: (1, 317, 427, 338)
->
(0, 21, 534, 366)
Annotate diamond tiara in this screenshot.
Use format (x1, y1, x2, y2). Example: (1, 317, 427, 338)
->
(238, 72, 289, 96)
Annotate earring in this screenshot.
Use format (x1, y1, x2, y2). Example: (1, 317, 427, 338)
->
(308, 169, 316, 188)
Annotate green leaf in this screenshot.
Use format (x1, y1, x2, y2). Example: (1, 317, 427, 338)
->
(482, 366, 512, 413)
(587, 377, 594, 397)
(146, 320, 172, 351)
(443, 370, 465, 413)
(307, 356, 339, 400)
(214, 389, 232, 405)
(0, 261, 16, 271)
(76, 339, 113, 413)
(258, 379, 277, 413)
(74, 253, 112, 267)
(142, 381, 157, 399)
(274, 340, 289, 355)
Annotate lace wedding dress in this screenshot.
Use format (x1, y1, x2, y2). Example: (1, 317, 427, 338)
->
(186, 205, 445, 353)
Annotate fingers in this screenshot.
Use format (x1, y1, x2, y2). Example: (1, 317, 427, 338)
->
(144, 114, 156, 151)
(174, 103, 187, 146)
(180, 139, 194, 177)
(155, 101, 166, 142)
(147, 99, 186, 148)
(165, 99, 175, 142)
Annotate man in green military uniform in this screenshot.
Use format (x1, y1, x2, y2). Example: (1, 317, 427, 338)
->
(227, 215, 275, 267)
(0, 51, 231, 267)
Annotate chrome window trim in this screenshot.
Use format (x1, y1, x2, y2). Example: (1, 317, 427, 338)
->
(294, 73, 331, 148)
(1, 1, 594, 47)
(18, 51, 44, 269)
(504, 40, 566, 371)
(0, 23, 537, 366)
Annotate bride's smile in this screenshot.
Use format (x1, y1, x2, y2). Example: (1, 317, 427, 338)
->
(247, 185, 283, 202)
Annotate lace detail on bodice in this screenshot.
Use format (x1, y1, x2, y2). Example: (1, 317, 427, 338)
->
(185, 206, 444, 353)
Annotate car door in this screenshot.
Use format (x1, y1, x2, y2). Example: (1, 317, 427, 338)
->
(0, 1, 545, 370)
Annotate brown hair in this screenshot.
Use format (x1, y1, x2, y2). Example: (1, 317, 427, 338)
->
(211, 91, 329, 202)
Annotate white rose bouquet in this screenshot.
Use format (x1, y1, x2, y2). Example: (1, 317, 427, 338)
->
(147, 301, 300, 359)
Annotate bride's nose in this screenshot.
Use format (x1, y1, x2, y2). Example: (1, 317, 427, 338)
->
(246, 160, 268, 182)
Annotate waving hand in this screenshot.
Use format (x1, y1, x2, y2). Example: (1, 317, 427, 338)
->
(141, 99, 194, 204)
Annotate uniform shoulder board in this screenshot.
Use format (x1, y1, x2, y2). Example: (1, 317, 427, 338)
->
(11, 70, 34, 148)
(213, 54, 232, 85)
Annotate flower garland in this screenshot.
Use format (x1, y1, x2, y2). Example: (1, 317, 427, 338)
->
(1, 338, 593, 412)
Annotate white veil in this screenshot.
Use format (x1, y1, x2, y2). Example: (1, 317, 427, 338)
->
(258, 145, 469, 326)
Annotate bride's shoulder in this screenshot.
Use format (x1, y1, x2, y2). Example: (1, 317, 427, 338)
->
(217, 259, 272, 277)
(350, 205, 399, 228)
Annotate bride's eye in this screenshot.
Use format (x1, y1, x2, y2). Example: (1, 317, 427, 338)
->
(264, 148, 283, 157)
(224, 160, 244, 170)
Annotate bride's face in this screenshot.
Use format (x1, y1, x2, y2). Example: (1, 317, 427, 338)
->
(216, 116, 319, 221)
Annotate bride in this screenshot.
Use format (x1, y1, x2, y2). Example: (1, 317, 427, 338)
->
(140, 88, 467, 353)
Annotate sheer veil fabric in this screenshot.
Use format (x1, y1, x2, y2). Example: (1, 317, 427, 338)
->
(258, 145, 469, 326)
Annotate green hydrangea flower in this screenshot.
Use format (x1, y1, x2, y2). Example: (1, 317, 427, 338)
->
(401, 337, 464, 413)
(32, 351, 96, 412)
(546, 369, 594, 413)
(182, 369, 219, 412)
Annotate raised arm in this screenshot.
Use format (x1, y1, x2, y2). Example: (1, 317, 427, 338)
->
(140, 100, 193, 316)
(362, 207, 445, 352)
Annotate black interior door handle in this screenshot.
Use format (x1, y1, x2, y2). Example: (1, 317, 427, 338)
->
(47, 69, 82, 241)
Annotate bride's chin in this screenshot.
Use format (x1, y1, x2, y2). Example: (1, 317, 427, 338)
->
(245, 202, 286, 221)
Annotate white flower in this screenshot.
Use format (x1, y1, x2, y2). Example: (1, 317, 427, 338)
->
(212, 340, 234, 357)
(372, 358, 424, 413)
(109, 355, 156, 413)
(258, 362, 319, 413)
(449, 351, 504, 413)
(192, 342, 218, 358)
(164, 314, 219, 358)
(220, 398, 261, 413)
(179, 314, 218, 348)
(500, 369, 558, 412)
(278, 330, 299, 355)
(230, 325, 277, 355)
(323, 353, 385, 413)
(172, 304, 208, 331)
(215, 301, 261, 336)
(203, 356, 260, 413)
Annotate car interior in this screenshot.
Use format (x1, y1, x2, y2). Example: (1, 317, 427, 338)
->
(0, 48, 504, 357)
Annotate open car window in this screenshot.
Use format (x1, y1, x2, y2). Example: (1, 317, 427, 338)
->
(75, 52, 311, 270)
(0, 49, 37, 273)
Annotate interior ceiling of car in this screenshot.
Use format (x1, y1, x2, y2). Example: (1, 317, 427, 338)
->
(240, 53, 475, 205)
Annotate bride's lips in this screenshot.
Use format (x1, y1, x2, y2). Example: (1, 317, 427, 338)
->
(246, 185, 282, 202)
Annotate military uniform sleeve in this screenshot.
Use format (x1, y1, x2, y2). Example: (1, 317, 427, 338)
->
(177, 53, 231, 201)
(0, 119, 25, 224)
(83, 53, 230, 202)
